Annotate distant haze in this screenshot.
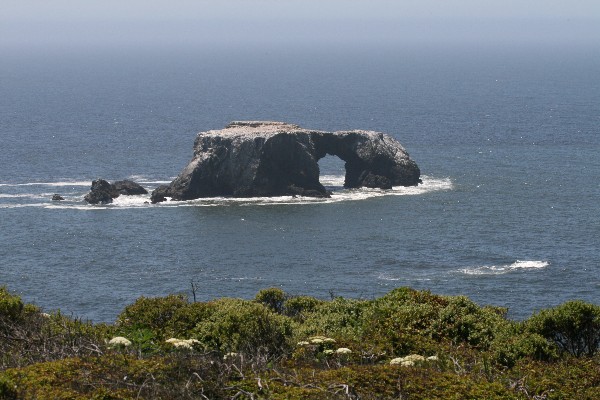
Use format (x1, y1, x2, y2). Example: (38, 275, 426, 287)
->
(2, 0, 600, 49)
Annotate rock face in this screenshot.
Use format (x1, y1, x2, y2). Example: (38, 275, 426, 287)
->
(113, 180, 148, 195)
(84, 179, 147, 204)
(151, 121, 420, 203)
(84, 179, 119, 204)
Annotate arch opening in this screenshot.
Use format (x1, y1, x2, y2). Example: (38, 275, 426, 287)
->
(318, 154, 346, 190)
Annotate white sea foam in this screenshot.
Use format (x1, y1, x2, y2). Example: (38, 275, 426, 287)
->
(0, 203, 49, 209)
(377, 272, 433, 282)
(119, 175, 450, 208)
(458, 260, 549, 276)
(0, 175, 452, 210)
(110, 194, 152, 207)
(42, 194, 153, 210)
(0, 181, 91, 187)
(320, 174, 345, 187)
(0, 193, 43, 199)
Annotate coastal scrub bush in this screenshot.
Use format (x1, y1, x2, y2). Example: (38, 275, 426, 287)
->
(193, 298, 295, 355)
(360, 288, 514, 356)
(1, 288, 109, 370)
(0, 353, 233, 399)
(508, 356, 600, 399)
(431, 296, 508, 349)
(255, 287, 287, 314)
(490, 323, 558, 367)
(0, 286, 24, 322)
(1, 307, 108, 370)
(360, 288, 445, 355)
(116, 294, 214, 340)
(116, 294, 188, 332)
(256, 288, 327, 321)
(283, 295, 324, 320)
(527, 300, 600, 356)
(0, 375, 17, 400)
(296, 296, 367, 341)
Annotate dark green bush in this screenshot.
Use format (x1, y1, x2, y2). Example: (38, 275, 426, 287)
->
(1, 353, 232, 399)
(364, 288, 447, 330)
(283, 295, 324, 320)
(359, 288, 513, 356)
(0, 286, 24, 322)
(297, 296, 367, 341)
(116, 294, 188, 330)
(255, 289, 327, 322)
(490, 323, 558, 367)
(116, 294, 214, 340)
(362, 296, 440, 355)
(431, 296, 508, 349)
(0, 375, 18, 400)
(527, 300, 600, 356)
(193, 298, 295, 355)
(255, 287, 287, 314)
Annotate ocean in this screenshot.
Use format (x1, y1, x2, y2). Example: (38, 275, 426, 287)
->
(1, 44, 598, 322)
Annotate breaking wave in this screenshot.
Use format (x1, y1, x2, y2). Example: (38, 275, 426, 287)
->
(458, 260, 549, 276)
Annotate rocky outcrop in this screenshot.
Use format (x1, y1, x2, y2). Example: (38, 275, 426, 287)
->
(84, 179, 147, 204)
(84, 179, 118, 204)
(151, 121, 420, 203)
(113, 180, 148, 195)
(51, 194, 64, 201)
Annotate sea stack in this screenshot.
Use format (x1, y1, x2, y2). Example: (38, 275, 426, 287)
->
(84, 179, 147, 204)
(151, 121, 420, 203)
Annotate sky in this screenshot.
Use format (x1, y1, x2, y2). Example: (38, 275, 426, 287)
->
(2, 0, 599, 49)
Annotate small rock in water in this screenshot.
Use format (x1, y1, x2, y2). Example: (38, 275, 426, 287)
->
(113, 180, 148, 195)
(84, 179, 148, 204)
(51, 194, 64, 201)
(84, 179, 119, 204)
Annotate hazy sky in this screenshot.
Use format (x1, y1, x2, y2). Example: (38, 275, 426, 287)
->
(2, 0, 599, 48)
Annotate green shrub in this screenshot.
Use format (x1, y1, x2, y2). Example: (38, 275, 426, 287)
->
(362, 301, 439, 355)
(0, 286, 24, 322)
(509, 356, 600, 399)
(255, 287, 287, 314)
(490, 323, 558, 367)
(368, 288, 442, 330)
(116, 295, 214, 340)
(283, 295, 324, 320)
(297, 297, 367, 341)
(377, 287, 449, 306)
(359, 289, 513, 356)
(527, 300, 600, 356)
(1, 354, 228, 399)
(0, 374, 18, 399)
(193, 298, 295, 355)
(116, 294, 188, 330)
(431, 296, 508, 349)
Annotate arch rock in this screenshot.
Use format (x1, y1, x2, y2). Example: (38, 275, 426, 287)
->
(151, 121, 421, 203)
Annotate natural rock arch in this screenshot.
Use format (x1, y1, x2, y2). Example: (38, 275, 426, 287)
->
(151, 121, 420, 203)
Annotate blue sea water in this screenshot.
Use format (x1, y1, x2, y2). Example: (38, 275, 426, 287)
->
(1, 44, 599, 322)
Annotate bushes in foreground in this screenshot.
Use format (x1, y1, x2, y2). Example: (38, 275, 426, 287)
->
(527, 300, 600, 357)
(0, 285, 599, 399)
(0, 287, 109, 371)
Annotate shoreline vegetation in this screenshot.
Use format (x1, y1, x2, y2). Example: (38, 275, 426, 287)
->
(1, 286, 599, 399)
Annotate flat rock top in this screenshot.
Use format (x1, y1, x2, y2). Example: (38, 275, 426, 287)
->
(201, 121, 305, 137)
(202, 121, 378, 139)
